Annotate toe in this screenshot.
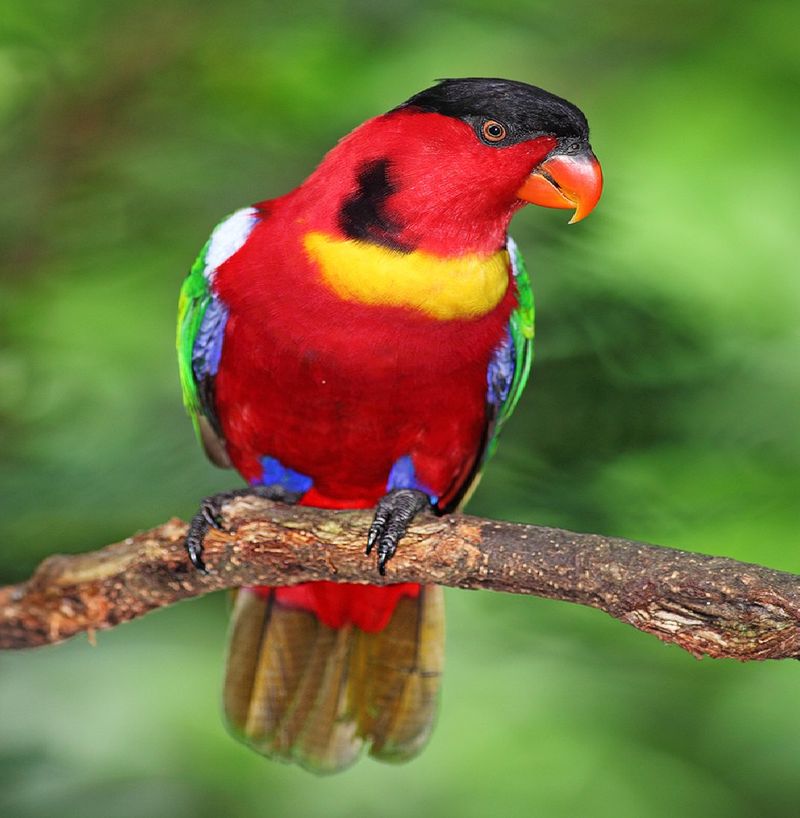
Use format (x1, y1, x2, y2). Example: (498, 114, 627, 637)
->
(366, 489, 431, 573)
(377, 535, 398, 575)
(201, 499, 224, 530)
(185, 520, 209, 573)
(187, 543, 208, 573)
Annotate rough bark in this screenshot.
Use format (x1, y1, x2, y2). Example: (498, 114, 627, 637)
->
(2, 497, 799, 660)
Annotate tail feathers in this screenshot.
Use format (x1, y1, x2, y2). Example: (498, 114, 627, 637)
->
(223, 585, 444, 774)
(353, 589, 444, 762)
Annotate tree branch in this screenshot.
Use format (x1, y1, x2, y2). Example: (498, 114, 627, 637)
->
(2, 497, 799, 659)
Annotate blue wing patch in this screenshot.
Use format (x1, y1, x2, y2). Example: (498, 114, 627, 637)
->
(445, 236, 534, 510)
(192, 296, 229, 383)
(483, 235, 534, 458)
(178, 207, 260, 468)
(486, 327, 515, 407)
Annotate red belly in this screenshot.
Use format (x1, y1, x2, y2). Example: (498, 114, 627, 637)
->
(214, 289, 513, 507)
(211, 222, 514, 632)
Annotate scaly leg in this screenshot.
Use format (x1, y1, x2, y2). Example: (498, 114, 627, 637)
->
(366, 489, 431, 575)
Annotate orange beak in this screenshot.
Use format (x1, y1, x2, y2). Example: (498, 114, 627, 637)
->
(517, 149, 603, 223)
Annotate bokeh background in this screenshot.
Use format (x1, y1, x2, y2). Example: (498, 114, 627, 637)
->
(2, 1, 799, 816)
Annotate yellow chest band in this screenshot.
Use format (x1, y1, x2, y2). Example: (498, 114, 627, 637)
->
(303, 231, 509, 320)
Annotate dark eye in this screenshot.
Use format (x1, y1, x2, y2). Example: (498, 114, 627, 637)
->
(481, 120, 507, 143)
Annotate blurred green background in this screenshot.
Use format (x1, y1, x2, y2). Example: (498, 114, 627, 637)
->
(1, 1, 799, 816)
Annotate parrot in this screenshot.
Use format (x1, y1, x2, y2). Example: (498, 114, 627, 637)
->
(177, 77, 602, 774)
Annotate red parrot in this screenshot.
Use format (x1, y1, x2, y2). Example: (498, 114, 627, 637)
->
(177, 78, 602, 773)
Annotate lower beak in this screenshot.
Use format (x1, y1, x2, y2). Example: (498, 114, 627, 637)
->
(517, 149, 603, 223)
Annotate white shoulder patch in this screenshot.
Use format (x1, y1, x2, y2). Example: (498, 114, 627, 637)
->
(506, 235, 522, 279)
(204, 207, 258, 278)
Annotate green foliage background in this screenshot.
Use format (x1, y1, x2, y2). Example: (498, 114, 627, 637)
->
(1, 1, 798, 816)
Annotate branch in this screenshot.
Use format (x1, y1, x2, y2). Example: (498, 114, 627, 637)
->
(2, 497, 800, 660)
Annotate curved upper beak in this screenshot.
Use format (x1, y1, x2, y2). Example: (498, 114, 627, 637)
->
(517, 148, 603, 223)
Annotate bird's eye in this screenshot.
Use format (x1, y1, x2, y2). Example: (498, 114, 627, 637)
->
(481, 120, 507, 143)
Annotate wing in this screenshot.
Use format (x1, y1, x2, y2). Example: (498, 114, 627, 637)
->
(444, 236, 534, 510)
(177, 207, 260, 467)
(484, 235, 535, 459)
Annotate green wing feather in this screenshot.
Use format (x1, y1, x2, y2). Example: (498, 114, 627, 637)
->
(484, 236, 535, 461)
(176, 206, 259, 468)
(177, 237, 213, 435)
(448, 237, 534, 510)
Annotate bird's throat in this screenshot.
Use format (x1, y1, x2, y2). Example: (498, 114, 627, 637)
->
(303, 231, 509, 320)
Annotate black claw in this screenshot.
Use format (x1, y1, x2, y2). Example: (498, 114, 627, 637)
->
(366, 512, 388, 556)
(201, 500, 223, 530)
(185, 484, 305, 573)
(366, 489, 430, 574)
(185, 506, 214, 573)
(187, 541, 208, 573)
(366, 528, 379, 555)
(377, 538, 396, 575)
(185, 513, 210, 573)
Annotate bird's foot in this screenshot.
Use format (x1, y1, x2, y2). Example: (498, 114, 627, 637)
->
(185, 485, 304, 572)
(366, 489, 430, 575)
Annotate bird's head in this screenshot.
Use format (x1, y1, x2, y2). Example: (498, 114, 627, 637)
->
(302, 78, 602, 254)
(397, 78, 602, 223)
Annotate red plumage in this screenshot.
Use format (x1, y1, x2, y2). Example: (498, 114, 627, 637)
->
(214, 212, 516, 504)
(254, 582, 421, 632)
(210, 110, 539, 632)
(182, 80, 601, 771)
